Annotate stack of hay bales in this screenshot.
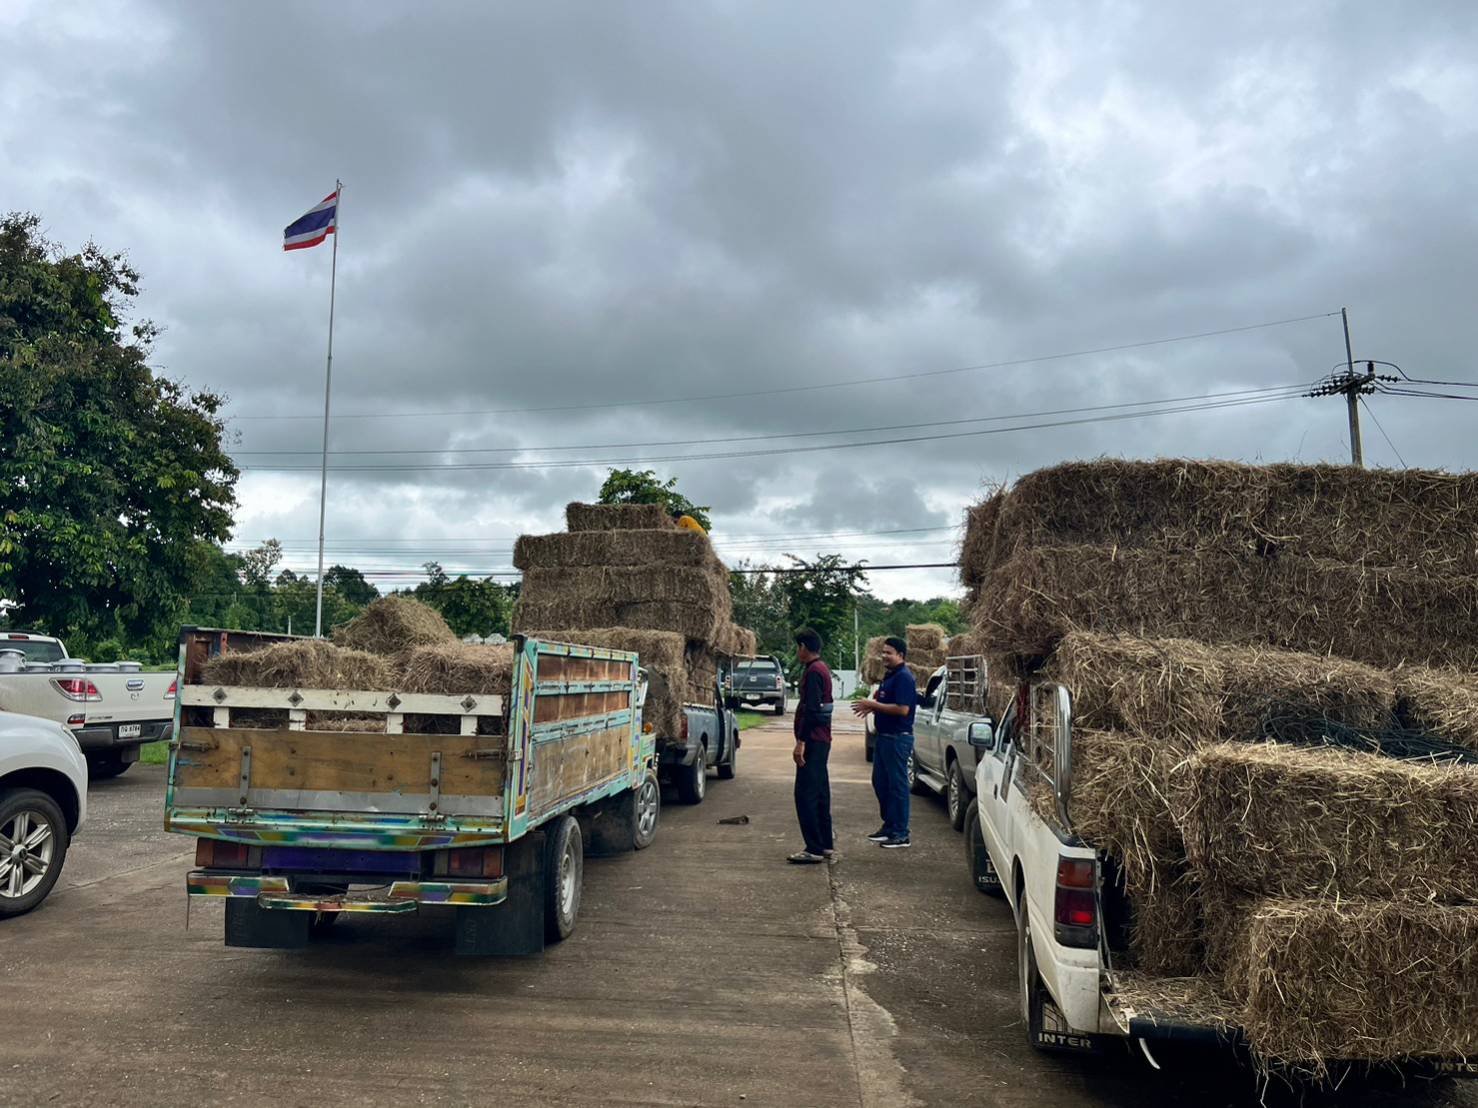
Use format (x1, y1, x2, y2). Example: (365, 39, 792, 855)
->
(510, 503, 758, 735)
(959, 459, 1478, 1071)
(904, 624, 947, 687)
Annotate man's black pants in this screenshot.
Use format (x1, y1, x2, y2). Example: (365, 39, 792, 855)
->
(794, 739, 833, 855)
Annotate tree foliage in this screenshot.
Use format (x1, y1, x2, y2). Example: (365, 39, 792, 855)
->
(397, 562, 513, 638)
(597, 468, 712, 531)
(0, 213, 237, 645)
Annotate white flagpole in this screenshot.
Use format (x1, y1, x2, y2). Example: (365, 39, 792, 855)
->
(313, 179, 341, 638)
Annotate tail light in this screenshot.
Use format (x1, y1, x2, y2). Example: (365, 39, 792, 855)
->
(196, 839, 252, 869)
(775, 675, 785, 689)
(164, 678, 178, 700)
(1053, 856, 1098, 948)
(438, 847, 504, 879)
(52, 678, 102, 702)
(66, 713, 86, 728)
(680, 714, 689, 740)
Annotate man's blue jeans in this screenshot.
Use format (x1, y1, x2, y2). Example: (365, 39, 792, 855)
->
(872, 732, 913, 838)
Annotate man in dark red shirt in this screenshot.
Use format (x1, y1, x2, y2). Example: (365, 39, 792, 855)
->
(788, 628, 834, 864)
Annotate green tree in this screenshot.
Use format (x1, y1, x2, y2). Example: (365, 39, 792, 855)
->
(0, 213, 237, 645)
(776, 554, 869, 672)
(597, 468, 712, 531)
(401, 561, 512, 638)
(324, 564, 378, 607)
(729, 562, 790, 658)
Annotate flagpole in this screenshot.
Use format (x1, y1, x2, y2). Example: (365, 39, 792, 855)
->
(313, 179, 341, 638)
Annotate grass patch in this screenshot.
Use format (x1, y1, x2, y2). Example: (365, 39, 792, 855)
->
(138, 741, 171, 765)
(735, 711, 772, 730)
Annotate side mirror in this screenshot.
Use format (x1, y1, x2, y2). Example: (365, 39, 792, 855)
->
(967, 719, 995, 750)
(919, 692, 936, 709)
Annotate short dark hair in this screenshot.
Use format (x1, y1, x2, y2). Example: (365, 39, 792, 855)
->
(794, 628, 822, 654)
(883, 636, 907, 658)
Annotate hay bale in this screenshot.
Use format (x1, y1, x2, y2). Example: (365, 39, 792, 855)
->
(977, 545, 1478, 670)
(399, 643, 514, 697)
(1396, 666, 1478, 750)
(714, 623, 759, 657)
(1214, 898, 1478, 1069)
(960, 489, 1004, 588)
(520, 565, 732, 616)
(982, 460, 1478, 575)
(514, 598, 720, 643)
(1177, 743, 1478, 903)
(526, 627, 686, 669)
(333, 597, 456, 656)
(200, 640, 395, 691)
(513, 530, 715, 570)
(860, 636, 889, 685)
(905, 623, 949, 655)
(565, 502, 675, 531)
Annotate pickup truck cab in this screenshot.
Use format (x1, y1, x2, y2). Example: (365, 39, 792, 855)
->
(724, 655, 786, 715)
(658, 672, 740, 805)
(0, 631, 175, 779)
(0, 709, 88, 917)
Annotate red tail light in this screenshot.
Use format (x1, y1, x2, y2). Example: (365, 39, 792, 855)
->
(165, 678, 178, 700)
(1053, 856, 1098, 946)
(52, 678, 102, 702)
(775, 675, 785, 689)
(680, 714, 689, 740)
(443, 847, 504, 879)
(66, 714, 86, 728)
(196, 839, 251, 868)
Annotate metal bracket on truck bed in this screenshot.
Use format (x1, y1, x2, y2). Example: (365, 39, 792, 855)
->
(237, 745, 252, 806)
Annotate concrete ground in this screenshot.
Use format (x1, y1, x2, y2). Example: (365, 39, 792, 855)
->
(2, 716, 1474, 1107)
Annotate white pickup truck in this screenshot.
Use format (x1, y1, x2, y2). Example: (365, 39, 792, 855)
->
(0, 631, 175, 779)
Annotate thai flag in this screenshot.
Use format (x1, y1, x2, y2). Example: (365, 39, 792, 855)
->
(283, 188, 338, 251)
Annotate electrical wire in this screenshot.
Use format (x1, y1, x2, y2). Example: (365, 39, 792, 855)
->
(226, 311, 1338, 422)
(239, 390, 1305, 473)
(230, 383, 1307, 457)
(1358, 397, 1407, 468)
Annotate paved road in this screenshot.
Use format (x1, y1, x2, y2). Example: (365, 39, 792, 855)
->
(2, 718, 1472, 1107)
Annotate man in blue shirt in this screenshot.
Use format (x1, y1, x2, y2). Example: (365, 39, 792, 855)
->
(851, 636, 917, 849)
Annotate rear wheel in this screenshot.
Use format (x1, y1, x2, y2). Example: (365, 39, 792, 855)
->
(590, 771, 661, 854)
(543, 815, 583, 943)
(87, 753, 132, 780)
(676, 751, 707, 804)
(907, 749, 925, 795)
(946, 759, 967, 830)
(1019, 905, 1048, 1049)
(0, 789, 69, 919)
(773, 699, 785, 716)
(963, 805, 1004, 897)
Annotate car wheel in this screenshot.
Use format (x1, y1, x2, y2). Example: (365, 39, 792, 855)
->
(717, 738, 737, 780)
(543, 815, 583, 943)
(87, 753, 132, 780)
(633, 771, 660, 848)
(964, 805, 1005, 897)
(1019, 903, 1048, 1048)
(676, 751, 707, 804)
(773, 700, 785, 716)
(946, 759, 967, 831)
(907, 749, 926, 795)
(0, 788, 69, 918)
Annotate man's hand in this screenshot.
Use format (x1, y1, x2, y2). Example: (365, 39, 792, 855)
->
(793, 741, 806, 767)
(851, 699, 877, 717)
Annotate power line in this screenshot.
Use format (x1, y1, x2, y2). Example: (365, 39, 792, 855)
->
(226, 311, 1337, 423)
(239, 390, 1306, 473)
(1358, 397, 1407, 468)
(230, 383, 1305, 457)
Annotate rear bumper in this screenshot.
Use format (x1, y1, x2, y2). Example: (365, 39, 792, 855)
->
(76, 718, 172, 752)
(186, 871, 508, 910)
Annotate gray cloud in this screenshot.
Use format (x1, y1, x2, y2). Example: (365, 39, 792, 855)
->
(3, 0, 1476, 600)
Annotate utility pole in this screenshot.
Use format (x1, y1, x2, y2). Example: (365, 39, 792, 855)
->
(1307, 308, 1386, 467)
(852, 602, 859, 678)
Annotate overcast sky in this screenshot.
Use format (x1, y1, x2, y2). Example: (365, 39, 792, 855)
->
(4, 1, 1476, 600)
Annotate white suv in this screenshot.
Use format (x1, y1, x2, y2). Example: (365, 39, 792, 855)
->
(0, 710, 87, 917)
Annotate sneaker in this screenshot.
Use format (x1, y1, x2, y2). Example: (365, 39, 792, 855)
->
(865, 827, 890, 842)
(787, 851, 825, 864)
(879, 836, 911, 849)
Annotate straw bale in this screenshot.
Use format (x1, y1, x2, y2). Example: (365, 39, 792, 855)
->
(525, 627, 686, 669)
(200, 640, 396, 691)
(1176, 743, 1478, 903)
(565, 502, 674, 532)
(520, 565, 732, 616)
(399, 643, 514, 697)
(1396, 666, 1478, 751)
(908, 662, 937, 690)
(977, 544, 1478, 670)
(714, 623, 759, 657)
(960, 489, 1004, 588)
(514, 598, 721, 643)
(513, 530, 716, 570)
(979, 460, 1478, 576)
(905, 623, 949, 655)
(1215, 898, 1478, 1070)
(332, 597, 456, 656)
(860, 636, 889, 685)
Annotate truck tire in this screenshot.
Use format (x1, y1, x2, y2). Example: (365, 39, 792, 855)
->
(87, 752, 132, 780)
(589, 771, 660, 854)
(1018, 904, 1048, 1049)
(963, 805, 1004, 897)
(676, 750, 707, 804)
(0, 788, 70, 919)
(224, 898, 310, 949)
(907, 749, 926, 795)
(543, 815, 583, 943)
(772, 699, 785, 716)
(946, 759, 967, 831)
(717, 735, 737, 780)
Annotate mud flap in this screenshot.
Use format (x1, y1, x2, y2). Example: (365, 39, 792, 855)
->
(454, 830, 546, 956)
(224, 898, 311, 949)
(1032, 992, 1106, 1054)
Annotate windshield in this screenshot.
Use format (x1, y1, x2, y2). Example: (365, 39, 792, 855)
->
(0, 638, 65, 663)
(736, 660, 779, 674)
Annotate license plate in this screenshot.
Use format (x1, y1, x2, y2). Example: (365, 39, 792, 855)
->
(119, 724, 143, 739)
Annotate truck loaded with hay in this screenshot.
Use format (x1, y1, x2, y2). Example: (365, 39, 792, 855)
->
(512, 503, 758, 804)
(957, 460, 1478, 1079)
(164, 598, 662, 955)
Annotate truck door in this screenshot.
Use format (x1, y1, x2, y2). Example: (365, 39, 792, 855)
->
(978, 699, 1018, 869)
(917, 667, 946, 776)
